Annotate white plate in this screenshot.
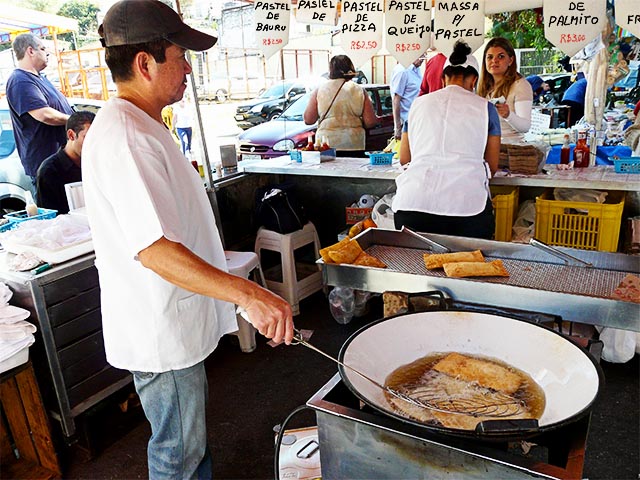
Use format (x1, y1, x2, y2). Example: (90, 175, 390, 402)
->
(242, 154, 261, 162)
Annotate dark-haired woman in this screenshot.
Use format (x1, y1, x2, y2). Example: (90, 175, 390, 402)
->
(392, 41, 501, 239)
(478, 37, 533, 140)
(304, 55, 379, 156)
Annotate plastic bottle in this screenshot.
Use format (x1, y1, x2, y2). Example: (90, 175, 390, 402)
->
(573, 129, 590, 168)
(320, 136, 330, 151)
(560, 134, 571, 165)
(302, 134, 314, 151)
(25, 191, 38, 217)
(328, 287, 355, 324)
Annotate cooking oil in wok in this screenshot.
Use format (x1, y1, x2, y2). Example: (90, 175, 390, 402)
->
(384, 352, 546, 429)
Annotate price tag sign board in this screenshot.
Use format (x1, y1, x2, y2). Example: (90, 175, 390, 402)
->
(385, 1, 432, 67)
(614, 0, 640, 39)
(544, 0, 606, 57)
(433, 0, 485, 55)
(340, 0, 384, 68)
(296, 0, 338, 26)
(254, 1, 291, 59)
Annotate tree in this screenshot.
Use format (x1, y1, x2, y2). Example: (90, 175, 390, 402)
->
(57, 0, 100, 49)
(487, 9, 551, 50)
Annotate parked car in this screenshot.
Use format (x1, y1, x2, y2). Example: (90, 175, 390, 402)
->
(0, 98, 103, 214)
(609, 64, 639, 106)
(535, 73, 572, 105)
(237, 84, 394, 161)
(234, 80, 309, 130)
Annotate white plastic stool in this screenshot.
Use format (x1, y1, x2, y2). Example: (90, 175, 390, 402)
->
(225, 251, 266, 353)
(254, 222, 323, 316)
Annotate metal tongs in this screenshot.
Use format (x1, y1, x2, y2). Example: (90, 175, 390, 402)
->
(400, 226, 450, 253)
(292, 329, 523, 418)
(529, 238, 593, 267)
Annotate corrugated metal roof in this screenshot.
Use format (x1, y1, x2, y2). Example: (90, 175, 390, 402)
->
(0, 5, 78, 43)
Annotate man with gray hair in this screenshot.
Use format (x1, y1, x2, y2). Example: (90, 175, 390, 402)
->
(6, 33, 73, 199)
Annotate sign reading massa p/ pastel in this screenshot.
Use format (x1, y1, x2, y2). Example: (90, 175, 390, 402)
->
(544, 0, 606, 57)
(432, 0, 485, 55)
(254, 0, 291, 59)
(614, 0, 640, 39)
(385, 1, 431, 67)
(340, 0, 384, 69)
(296, 0, 338, 26)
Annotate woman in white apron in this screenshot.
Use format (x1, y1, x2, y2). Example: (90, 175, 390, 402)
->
(392, 41, 501, 239)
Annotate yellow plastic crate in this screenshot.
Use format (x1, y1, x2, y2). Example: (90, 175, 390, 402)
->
(534, 190, 625, 252)
(491, 186, 519, 242)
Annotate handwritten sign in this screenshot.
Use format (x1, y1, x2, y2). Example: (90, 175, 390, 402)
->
(340, 0, 384, 68)
(385, 1, 431, 67)
(544, 0, 606, 57)
(614, 0, 640, 39)
(433, 0, 485, 55)
(254, 0, 291, 59)
(296, 0, 338, 26)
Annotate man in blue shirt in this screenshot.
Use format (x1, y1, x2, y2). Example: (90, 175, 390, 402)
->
(390, 55, 424, 139)
(561, 73, 587, 127)
(6, 33, 74, 200)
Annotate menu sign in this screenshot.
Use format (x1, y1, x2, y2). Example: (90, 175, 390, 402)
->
(385, 1, 432, 67)
(614, 0, 640, 39)
(254, 1, 291, 59)
(296, 0, 338, 26)
(340, 0, 384, 68)
(544, 0, 606, 57)
(433, 0, 485, 55)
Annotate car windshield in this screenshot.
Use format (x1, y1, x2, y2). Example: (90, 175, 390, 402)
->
(279, 92, 311, 121)
(0, 110, 16, 159)
(260, 82, 293, 98)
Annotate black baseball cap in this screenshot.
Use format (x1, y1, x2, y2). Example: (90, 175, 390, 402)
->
(99, 0, 216, 51)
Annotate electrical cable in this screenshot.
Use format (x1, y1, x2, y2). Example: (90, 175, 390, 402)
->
(273, 404, 313, 480)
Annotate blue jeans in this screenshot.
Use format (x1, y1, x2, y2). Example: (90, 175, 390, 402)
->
(177, 127, 192, 155)
(132, 361, 211, 480)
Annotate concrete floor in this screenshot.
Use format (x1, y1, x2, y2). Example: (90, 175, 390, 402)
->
(59, 292, 639, 480)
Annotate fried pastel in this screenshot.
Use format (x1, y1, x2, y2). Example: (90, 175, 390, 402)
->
(353, 251, 387, 268)
(443, 259, 509, 278)
(327, 239, 363, 264)
(432, 352, 521, 394)
(423, 250, 484, 270)
(319, 237, 351, 263)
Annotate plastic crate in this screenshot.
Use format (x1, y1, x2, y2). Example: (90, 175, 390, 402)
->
(4, 208, 57, 223)
(491, 186, 519, 242)
(611, 156, 640, 174)
(365, 151, 394, 165)
(534, 190, 625, 252)
(289, 150, 302, 162)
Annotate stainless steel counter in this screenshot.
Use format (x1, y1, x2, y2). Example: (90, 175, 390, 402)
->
(240, 156, 640, 191)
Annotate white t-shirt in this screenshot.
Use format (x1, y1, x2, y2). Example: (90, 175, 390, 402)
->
(82, 98, 236, 373)
(392, 85, 490, 216)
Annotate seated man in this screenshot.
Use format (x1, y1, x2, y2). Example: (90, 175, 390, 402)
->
(36, 111, 95, 214)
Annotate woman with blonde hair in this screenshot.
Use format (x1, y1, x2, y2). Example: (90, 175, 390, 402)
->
(478, 37, 533, 138)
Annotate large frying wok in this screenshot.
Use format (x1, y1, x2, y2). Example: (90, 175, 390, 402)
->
(338, 311, 603, 440)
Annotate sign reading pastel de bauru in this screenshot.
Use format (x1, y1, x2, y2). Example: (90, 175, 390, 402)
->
(614, 0, 640, 39)
(296, 0, 338, 26)
(433, 0, 485, 55)
(340, 0, 384, 69)
(544, 0, 606, 57)
(254, 0, 291, 59)
(385, 1, 432, 67)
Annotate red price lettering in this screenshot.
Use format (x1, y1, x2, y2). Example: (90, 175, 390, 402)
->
(394, 43, 421, 53)
(262, 38, 283, 46)
(350, 40, 378, 50)
(559, 33, 586, 43)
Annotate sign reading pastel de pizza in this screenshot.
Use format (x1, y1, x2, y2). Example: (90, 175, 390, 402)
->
(544, 0, 606, 57)
(433, 0, 485, 55)
(385, 0, 432, 67)
(340, 0, 384, 69)
(254, 0, 291, 59)
(614, 0, 640, 39)
(296, 0, 338, 26)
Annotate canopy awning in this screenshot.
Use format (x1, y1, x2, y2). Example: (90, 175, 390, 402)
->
(0, 5, 78, 44)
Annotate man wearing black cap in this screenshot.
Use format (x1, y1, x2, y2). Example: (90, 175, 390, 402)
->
(82, 1, 294, 478)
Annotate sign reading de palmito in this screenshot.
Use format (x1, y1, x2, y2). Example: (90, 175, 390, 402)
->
(296, 0, 338, 26)
(614, 0, 640, 39)
(254, 1, 291, 59)
(433, 0, 485, 55)
(340, 0, 384, 69)
(385, 1, 431, 67)
(544, 0, 606, 57)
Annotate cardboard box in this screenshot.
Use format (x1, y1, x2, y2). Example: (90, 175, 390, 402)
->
(346, 207, 372, 225)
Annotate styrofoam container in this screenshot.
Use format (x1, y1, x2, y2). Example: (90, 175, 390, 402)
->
(0, 346, 29, 374)
(2, 239, 94, 265)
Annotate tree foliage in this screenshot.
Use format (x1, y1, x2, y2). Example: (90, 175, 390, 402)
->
(57, 0, 100, 49)
(487, 9, 552, 50)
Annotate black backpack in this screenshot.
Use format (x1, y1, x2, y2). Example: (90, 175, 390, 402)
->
(255, 186, 307, 234)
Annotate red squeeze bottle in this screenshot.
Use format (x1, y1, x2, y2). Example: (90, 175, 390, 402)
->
(573, 130, 590, 168)
(560, 134, 571, 165)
